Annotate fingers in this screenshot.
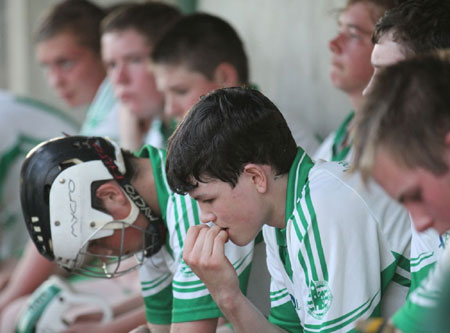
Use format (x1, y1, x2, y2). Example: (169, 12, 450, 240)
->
(183, 224, 208, 260)
(183, 224, 228, 270)
(182, 225, 238, 300)
(213, 229, 229, 258)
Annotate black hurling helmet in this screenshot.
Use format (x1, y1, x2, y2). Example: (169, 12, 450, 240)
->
(20, 136, 165, 278)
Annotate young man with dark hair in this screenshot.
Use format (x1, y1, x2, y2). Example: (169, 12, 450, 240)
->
(17, 135, 254, 332)
(151, 12, 248, 123)
(151, 13, 318, 155)
(34, 0, 119, 139)
(365, 0, 450, 93)
(353, 52, 450, 333)
(35, 0, 106, 109)
(101, 2, 181, 151)
(165, 87, 411, 332)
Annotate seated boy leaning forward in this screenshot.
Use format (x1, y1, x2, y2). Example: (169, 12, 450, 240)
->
(165, 87, 412, 332)
(19, 135, 254, 332)
(352, 52, 450, 333)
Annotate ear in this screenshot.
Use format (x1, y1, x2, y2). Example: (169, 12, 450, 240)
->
(96, 181, 130, 219)
(243, 164, 269, 193)
(213, 62, 239, 87)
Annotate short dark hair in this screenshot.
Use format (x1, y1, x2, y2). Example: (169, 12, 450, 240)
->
(101, 2, 181, 47)
(152, 13, 249, 84)
(373, 0, 450, 54)
(352, 51, 450, 180)
(166, 87, 297, 194)
(34, 0, 106, 55)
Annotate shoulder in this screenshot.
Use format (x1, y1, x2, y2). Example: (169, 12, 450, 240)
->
(90, 78, 116, 107)
(307, 160, 357, 200)
(305, 161, 409, 228)
(312, 132, 335, 161)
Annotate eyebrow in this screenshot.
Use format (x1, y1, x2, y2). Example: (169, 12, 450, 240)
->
(190, 192, 205, 202)
(339, 22, 373, 36)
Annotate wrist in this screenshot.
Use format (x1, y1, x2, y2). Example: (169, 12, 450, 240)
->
(214, 288, 245, 315)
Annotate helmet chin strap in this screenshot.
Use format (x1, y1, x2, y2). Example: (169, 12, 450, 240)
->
(89, 137, 166, 259)
(104, 195, 140, 230)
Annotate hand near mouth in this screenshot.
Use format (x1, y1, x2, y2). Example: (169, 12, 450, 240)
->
(183, 224, 238, 303)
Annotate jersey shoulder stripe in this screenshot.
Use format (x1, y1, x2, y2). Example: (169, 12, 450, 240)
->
(138, 146, 170, 219)
(14, 95, 79, 128)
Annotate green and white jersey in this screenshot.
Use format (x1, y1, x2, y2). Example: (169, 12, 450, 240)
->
(144, 117, 176, 150)
(264, 149, 411, 332)
(79, 78, 119, 141)
(0, 91, 79, 261)
(314, 112, 440, 326)
(408, 227, 442, 293)
(137, 145, 254, 325)
(392, 230, 448, 332)
(313, 112, 354, 162)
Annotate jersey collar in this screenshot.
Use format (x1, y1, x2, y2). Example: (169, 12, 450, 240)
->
(276, 148, 315, 247)
(331, 111, 354, 161)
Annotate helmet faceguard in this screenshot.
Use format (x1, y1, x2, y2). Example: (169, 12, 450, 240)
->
(21, 136, 165, 278)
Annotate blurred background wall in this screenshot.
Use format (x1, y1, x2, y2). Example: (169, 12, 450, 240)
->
(1, 0, 351, 139)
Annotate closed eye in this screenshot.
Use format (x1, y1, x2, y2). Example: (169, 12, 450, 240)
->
(399, 189, 422, 204)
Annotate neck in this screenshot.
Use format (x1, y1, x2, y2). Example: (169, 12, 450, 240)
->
(131, 158, 161, 216)
(266, 173, 289, 229)
(348, 90, 364, 112)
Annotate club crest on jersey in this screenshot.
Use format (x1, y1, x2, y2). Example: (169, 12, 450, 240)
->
(307, 280, 333, 319)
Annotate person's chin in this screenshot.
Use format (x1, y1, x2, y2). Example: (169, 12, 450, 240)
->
(60, 94, 75, 106)
(132, 108, 154, 119)
(229, 234, 252, 247)
(329, 71, 342, 85)
(65, 98, 84, 109)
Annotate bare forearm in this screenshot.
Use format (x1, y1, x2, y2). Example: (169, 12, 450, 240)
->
(62, 306, 148, 333)
(0, 242, 55, 308)
(112, 294, 144, 318)
(182, 225, 285, 333)
(107, 305, 146, 332)
(0, 258, 18, 291)
(171, 317, 218, 333)
(215, 290, 285, 333)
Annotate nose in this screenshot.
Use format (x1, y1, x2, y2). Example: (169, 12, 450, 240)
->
(113, 63, 129, 85)
(47, 66, 64, 88)
(164, 95, 183, 120)
(409, 206, 434, 233)
(88, 243, 114, 257)
(329, 33, 343, 54)
(199, 209, 216, 224)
